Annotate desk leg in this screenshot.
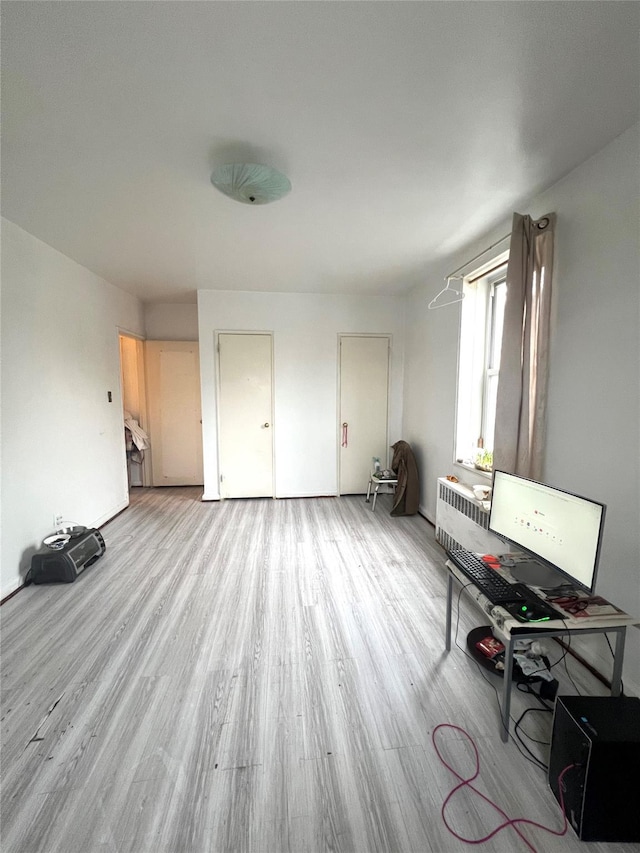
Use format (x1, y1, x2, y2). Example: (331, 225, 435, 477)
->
(500, 636, 516, 743)
(610, 627, 626, 697)
(372, 484, 379, 512)
(365, 478, 372, 503)
(445, 573, 453, 652)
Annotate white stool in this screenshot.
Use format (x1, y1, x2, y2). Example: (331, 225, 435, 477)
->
(365, 473, 398, 512)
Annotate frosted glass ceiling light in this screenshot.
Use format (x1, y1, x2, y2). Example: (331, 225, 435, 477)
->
(210, 163, 291, 205)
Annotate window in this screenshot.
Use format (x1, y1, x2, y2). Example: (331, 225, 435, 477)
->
(455, 253, 508, 473)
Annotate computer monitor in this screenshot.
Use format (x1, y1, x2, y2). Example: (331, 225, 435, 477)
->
(488, 470, 606, 592)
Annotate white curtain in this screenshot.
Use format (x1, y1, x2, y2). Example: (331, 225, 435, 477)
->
(493, 212, 556, 479)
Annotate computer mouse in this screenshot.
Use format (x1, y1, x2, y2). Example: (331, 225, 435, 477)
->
(504, 600, 552, 622)
(521, 606, 551, 622)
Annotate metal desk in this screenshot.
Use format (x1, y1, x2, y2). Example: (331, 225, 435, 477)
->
(445, 561, 633, 742)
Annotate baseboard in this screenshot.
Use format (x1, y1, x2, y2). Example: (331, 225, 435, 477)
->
(202, 492, 337, 501)
(1, 577, 25, 604)
(419, 502, 435, 525)
(92, 497, 129, 529)
(276, 492, 338, 499)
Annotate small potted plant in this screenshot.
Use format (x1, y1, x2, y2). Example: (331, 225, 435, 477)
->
(475, 449, 493, 472)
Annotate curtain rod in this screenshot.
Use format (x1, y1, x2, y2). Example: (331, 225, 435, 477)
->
(445, 231, 511, 281)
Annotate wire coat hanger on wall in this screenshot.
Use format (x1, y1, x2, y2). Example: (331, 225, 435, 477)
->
(428, 230, 512, 310)
(427, 277, 465, 310)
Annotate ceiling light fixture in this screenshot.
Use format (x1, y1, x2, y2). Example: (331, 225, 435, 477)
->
(210, 163, 291, 205)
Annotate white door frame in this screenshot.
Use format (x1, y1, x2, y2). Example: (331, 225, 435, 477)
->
(117, 327, 151, 488)
(214, 330, 275, 499)
(336, 333, 392, 496)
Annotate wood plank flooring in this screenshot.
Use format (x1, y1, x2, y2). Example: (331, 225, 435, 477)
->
(0, 488, 625, 853)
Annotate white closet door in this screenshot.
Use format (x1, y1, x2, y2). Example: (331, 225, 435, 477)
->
(145, 341, 203, 486)
(217, 332, 274, 498)
(339, 335, 390, 494)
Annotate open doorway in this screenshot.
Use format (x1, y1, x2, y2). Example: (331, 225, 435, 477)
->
(119, 332, 150, 489)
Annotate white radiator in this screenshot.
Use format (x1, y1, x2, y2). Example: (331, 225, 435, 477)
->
(435, 477, 505, 553)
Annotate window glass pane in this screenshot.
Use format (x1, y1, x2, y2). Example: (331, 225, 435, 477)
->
(484, 374, 499, 453)
(454, 255, 508, 468)
(490, 281, 507, 369)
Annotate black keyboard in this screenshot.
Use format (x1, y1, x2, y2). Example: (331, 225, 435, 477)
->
(446, 549, 561, 621)
(446, 549, 527, 603)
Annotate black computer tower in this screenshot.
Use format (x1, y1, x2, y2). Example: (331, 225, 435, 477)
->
(548, 695, 640, 842)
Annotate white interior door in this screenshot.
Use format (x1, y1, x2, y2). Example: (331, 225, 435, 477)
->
(217, 333, 274, 498)
(145, 341, 203, 486)
(339, 335, 390, 494)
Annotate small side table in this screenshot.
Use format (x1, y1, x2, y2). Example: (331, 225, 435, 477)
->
(365, 473, 398, 511)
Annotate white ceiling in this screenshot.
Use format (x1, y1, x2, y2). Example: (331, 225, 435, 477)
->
(2, 1, 638, 304)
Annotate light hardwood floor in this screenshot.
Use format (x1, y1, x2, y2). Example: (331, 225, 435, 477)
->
(0, 488, 629, 853)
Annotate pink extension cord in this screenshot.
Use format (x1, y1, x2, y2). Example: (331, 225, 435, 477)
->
(432, 723, 573, 852)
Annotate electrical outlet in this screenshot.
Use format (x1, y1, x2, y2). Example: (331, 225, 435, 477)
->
(54, 514, 64, 528)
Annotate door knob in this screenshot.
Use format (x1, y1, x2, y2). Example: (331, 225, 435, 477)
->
(263, 422, 270, 428)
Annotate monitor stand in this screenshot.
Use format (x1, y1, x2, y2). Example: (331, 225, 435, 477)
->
(509, 559, 564, 589)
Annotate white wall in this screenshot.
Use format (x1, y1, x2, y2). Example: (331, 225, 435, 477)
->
(144, 303, 198, 341)
(403, 124, 640, 692)
(197, 291, 405, 500)
(1, 219, 145, 598)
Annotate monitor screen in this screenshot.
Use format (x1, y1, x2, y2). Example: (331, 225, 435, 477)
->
(488, 470, 606, 592)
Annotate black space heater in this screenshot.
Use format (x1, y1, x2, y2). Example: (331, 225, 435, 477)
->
(30, 529, 106, 584)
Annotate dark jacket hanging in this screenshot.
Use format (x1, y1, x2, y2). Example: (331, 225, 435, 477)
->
(390, 440, 420, 516)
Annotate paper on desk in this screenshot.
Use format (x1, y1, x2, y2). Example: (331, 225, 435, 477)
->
(549, 595, 630, 620)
